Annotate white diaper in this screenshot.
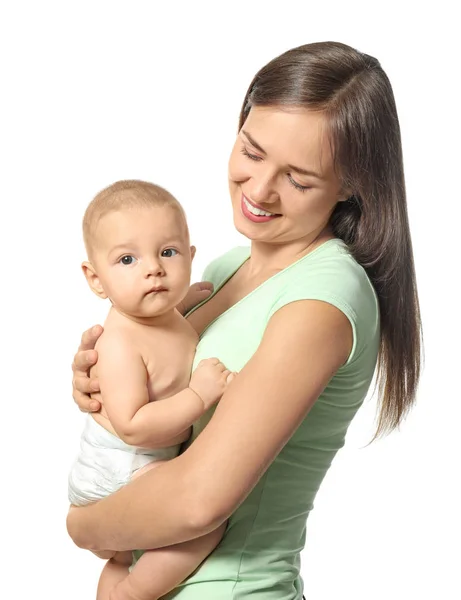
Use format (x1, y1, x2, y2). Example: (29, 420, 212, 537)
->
(68, 415, 180, 506)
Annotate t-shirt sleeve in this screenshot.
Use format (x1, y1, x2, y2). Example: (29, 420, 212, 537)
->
(266, 263, 379, 368)
(201, 257, 220, 285)
(201, 247, 250, 288)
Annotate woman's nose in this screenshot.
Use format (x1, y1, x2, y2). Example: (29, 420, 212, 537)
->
(249, 171, 278, 205)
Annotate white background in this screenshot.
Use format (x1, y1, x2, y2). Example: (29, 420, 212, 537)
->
(1, 2, 459, 599)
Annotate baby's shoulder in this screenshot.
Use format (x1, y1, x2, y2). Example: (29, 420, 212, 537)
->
(95, 324, 140, 355)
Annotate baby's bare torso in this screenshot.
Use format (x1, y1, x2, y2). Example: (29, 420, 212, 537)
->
(92, 308, 198, 446)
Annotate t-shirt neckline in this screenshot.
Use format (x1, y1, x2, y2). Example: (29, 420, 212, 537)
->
(186, 238, 345, 339)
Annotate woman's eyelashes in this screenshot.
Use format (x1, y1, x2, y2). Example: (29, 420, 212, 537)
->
(287, 175, 311, 192)
(240, 146, 311, 193)
(240, 146, 261, 162)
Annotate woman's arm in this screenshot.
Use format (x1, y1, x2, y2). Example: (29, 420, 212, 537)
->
(67, 299, 352, 552)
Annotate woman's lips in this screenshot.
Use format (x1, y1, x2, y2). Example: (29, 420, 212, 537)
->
(241, 194, 281, 223)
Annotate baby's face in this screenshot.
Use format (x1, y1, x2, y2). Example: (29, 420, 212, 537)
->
(91, 205, 193, 318)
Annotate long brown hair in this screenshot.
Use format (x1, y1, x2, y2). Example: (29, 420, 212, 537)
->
(239, 41, 423, 439)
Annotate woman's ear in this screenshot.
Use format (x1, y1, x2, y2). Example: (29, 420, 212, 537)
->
(337, 190, 352, 203)
(336, 183, 355, 202)
(81, 261, 107, 299)
(190, 245, 196, 261)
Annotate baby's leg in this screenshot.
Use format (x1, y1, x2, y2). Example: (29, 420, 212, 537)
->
(110, 522, 227, 600)
(95, 462, 165, 599)
(96, 552, 132, 600)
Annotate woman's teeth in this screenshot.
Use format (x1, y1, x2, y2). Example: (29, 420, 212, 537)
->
(243, 196, 276, 217)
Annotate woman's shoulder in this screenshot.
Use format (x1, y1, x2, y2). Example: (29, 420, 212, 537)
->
(202, 246, 250, 287)
(270, 238, 380, 367)
(280, 238, 377, 310)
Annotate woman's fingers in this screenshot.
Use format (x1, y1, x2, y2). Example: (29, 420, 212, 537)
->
(73, 374, 99, 395)
(71, 326, 103, 413)
(78, 325, 104, 353)
(73, 386, 101, 412)
(72, 370, 101, 411)
(72, 349, 98, 374)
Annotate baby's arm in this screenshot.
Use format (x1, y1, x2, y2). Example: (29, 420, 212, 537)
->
(97, 331, 233, 448)
(101, 522, 227, 600)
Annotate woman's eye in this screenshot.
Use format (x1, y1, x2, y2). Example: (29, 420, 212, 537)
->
(162, 248, 178, 258)
(120, 255, 136, 265)
(288, 175, 311, 192)
(240, 147, 261, 161)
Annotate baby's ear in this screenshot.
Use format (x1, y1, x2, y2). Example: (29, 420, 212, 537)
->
(81, 261, 107, 299)
(190, 245, 196, 261)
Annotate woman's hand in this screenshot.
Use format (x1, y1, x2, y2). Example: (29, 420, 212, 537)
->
(177, 281, 213, 316)
(67, 505, 116, 558)
(72, 325, 104, 412)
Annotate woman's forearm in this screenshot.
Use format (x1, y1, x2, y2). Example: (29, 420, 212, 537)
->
(66, 454, 219, 552)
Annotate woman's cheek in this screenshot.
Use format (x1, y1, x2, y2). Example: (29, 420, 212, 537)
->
(228, 153, 251, 185)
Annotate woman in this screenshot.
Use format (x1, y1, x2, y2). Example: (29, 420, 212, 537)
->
(68, 41, 422, 599)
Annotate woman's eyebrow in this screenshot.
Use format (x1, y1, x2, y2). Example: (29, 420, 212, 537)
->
(241, 129, 324, 180)
(241, 130, 266, 154)
(288, 163, 324, 180)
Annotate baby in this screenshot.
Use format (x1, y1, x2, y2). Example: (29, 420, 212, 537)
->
(68, 180, 231, 600)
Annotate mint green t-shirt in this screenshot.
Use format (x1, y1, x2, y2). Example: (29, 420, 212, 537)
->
(163, 238, 380, 600)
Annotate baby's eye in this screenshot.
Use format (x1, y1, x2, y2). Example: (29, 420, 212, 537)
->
(162, 249, 178, 258)
(120, 255, 136, 265)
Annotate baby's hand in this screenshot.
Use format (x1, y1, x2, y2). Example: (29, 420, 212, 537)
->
(189, 358, 235, 410)
(177, 281, 214, 316)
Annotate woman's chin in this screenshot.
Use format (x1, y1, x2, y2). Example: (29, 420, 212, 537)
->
(232, 212, 272, 242)
(233, 213, 257, 240)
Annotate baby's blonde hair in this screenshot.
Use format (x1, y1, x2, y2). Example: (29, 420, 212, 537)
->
(83, 180, 187, 259)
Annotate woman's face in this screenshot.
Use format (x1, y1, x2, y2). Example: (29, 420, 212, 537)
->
(228, 106, 344, 246)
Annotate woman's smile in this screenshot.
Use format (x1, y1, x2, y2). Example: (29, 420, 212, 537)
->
(241, 193, 281, 222)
